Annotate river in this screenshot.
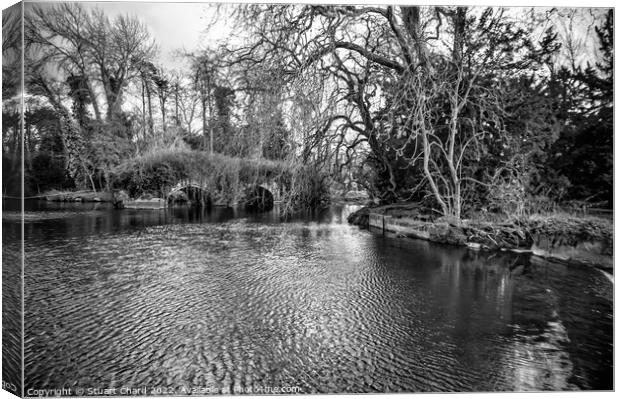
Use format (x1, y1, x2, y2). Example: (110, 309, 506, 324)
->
(2, 200, 613, 393)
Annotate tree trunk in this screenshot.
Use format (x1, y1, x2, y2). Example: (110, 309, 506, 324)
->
(105, 89, 116, 120)
(141, 82, 146, 139)
(25, 114, 32, 171)
(81, 156, 97, 192)
(207, 77, 214, 154)
(201, 96, 207, 151)
(160, 97, 167, 133)
(146, 83, 154, 136)
(86, 81, 102, 122)
(175, 87, 180, 126)
(421, 128, 449, 216)
(12, 118, 19, 157)
(452, 7, 467, 65)
(209, 126, 214, 155)
(401, 6, 433, 73)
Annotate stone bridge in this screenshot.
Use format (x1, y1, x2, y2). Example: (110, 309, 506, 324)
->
(167, 178, 281, 211)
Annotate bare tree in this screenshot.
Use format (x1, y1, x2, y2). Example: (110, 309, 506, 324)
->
(187, 53, 219, 153)
(177, 80, 200, 136)
(26, 3, 157, 122)
(24, 3, 157, 190)
(152, 65, 170, 133)
(217, 5, 560, 218)
(137, 60, 157, 137)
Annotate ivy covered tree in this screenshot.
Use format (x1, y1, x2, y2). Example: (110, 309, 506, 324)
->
(213, 85, 236, 154)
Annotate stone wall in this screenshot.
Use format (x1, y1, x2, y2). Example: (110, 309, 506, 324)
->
(366, 212, 613, 271)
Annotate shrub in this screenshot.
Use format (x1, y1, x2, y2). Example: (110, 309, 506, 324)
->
(112, 148, 290, 203)
(487, 179, 526, 217)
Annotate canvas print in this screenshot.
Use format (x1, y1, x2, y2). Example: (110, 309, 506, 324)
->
(1, 0, 614, 396)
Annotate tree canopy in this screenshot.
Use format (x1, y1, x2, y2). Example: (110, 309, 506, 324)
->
(4, 4, 612, 215)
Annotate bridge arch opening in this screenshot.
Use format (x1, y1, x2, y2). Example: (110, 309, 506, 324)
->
(245, 185, 274, 212)
(167, 185, 212, 208)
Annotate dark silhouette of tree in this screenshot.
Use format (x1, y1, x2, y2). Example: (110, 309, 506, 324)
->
(549, 10, 613, 206)
(213, 85, 235, 154)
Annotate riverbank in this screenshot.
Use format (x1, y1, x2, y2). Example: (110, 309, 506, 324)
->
(348, 204, 613, 272)
(42, 189, 113, 202)
(40, 189, 169, 210)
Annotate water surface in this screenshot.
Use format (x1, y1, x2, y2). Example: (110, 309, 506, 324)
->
(2, 200, 613, 393)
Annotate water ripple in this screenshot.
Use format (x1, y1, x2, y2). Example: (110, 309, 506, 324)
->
(14, 209, 613, 392)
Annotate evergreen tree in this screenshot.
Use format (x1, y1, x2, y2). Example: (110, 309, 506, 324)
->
(549, 10, 613, 206)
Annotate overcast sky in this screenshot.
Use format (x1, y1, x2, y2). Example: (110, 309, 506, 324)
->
(19, 0, 612, 72)
(79, 1, 230, 69)
(19, 1, 240, 70)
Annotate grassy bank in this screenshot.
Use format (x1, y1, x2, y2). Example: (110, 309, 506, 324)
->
(43, 189, 113, 202)
(348, 203, 613, 270)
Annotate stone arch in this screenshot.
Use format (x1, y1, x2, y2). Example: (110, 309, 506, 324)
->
(244, 185, 274, 212)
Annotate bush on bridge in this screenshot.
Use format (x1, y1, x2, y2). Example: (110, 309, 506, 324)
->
(112, 148, 288, 201)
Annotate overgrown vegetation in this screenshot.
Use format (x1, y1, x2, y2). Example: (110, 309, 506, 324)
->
(348, 203, 613, 256)
(111, 145, 331, 211)
(2, 4, 612, 218)
(213, 6, 613, 217)
(113, 147, 288, 203)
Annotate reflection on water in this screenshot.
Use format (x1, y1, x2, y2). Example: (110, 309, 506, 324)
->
(2, 199, 613, 392)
